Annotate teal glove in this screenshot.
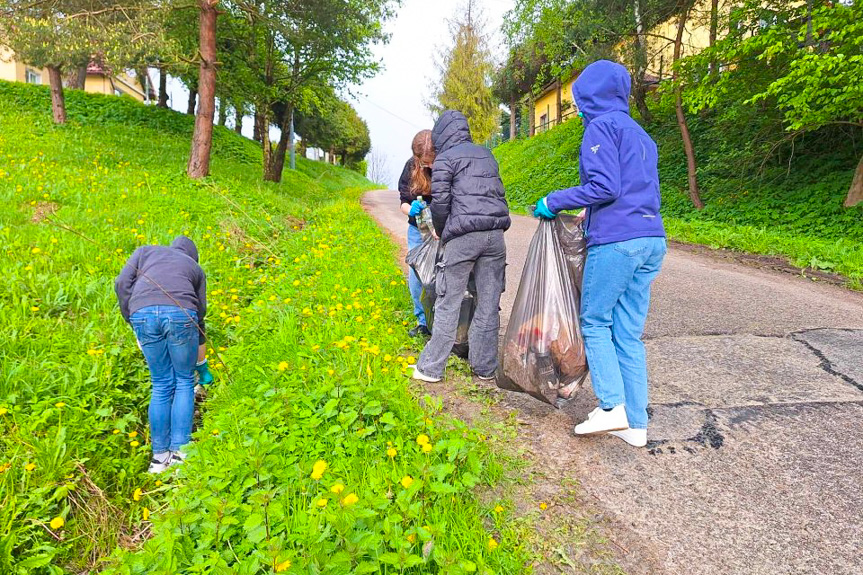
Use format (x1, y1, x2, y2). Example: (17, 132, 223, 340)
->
(534, 196, 557, 220)
(409, 199, 426, 217)
(195, 360, 214, 386)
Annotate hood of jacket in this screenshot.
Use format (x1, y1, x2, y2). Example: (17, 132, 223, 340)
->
(171, 236, 199, 263)
(432, 110, 472, 154)
(572, 60, 631, 124)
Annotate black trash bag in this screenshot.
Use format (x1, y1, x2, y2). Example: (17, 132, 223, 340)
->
(496, 213, 589, 406)
(406, 234, 476, 359)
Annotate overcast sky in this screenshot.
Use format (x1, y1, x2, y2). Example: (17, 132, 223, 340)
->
(349, 0, 514, 188)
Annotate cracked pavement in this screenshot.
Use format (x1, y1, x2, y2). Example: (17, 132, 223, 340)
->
(362, 190, 863, 574)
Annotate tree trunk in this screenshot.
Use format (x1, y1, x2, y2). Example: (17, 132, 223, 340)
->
(234, 106, 243, 134)
(845, 153, 863, 207)
(268, 104, 293, 182)
(186, 87, 197, 115)
(258, 108, 274, 179)
(509, 97, 517, 140)
(217, 100, 227, 126)
(186, 0, 218, 179)
(632, 0, 652, 123)
(74, 65, 87, 90)
(528, 99, 536, 137)
(253, 110, 262, 141)
(158, 65, 168, 108)
(47, 66, 66, 124)
(708, 0, 719, 80)
(673, 2, 703, 209)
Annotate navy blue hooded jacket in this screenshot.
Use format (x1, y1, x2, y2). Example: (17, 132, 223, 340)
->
(546, 60, 665, 247)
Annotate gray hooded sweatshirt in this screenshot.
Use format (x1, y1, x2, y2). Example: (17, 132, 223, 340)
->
(114, 236, 207, 343)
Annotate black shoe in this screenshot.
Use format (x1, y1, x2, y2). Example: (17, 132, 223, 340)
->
(409, 325, 431, 337)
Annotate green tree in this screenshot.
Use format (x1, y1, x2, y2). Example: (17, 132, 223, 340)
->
(492, 42, 545, 139)
(428, 0, 498, 143)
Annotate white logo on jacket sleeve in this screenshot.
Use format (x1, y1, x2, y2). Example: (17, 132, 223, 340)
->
(590, 144, 600, 154)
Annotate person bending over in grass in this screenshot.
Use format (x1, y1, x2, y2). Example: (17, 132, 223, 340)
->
(411, 110, 511, 383)
(398, 129, 435, 338)
(534, 60, 667, 448)
(114, 236, 212, 473)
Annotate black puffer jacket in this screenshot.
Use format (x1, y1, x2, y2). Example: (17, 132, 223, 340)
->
(430, 110, 510, 243)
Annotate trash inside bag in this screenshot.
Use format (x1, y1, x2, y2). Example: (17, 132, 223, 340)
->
(406, 233, 476, 359)
(496, 213, 588, 406)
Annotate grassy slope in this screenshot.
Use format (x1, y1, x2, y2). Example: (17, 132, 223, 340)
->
(494, 110, 863, 288)
(0, 82, 531, 573)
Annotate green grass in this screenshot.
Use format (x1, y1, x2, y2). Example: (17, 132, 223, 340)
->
(0, 81, 533, 573)
(493, 108, 863, 288)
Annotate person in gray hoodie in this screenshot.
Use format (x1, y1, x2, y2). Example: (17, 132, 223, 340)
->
(114, 236, 210, 473)
(412, 110, 511, 383)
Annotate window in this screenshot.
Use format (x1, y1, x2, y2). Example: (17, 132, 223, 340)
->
(25, 69, 41, 84)
(539, 114, 547, 128)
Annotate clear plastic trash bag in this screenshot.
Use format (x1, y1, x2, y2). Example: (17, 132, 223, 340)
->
(496, 213, 588, 406)
(406, 233, 476, 359)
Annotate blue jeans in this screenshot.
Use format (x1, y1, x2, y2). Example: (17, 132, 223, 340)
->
(131, 305, 199, 454)
(407, 224, 427, 327)
(580, 237, 666, 429)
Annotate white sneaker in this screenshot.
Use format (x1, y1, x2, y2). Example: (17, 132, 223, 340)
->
(409, 365, 442, 383)
(168, 451, 187, 469)
(608, 428, 647, 447)
(574, 406, 629, 436)
(148, 451, 172, 474)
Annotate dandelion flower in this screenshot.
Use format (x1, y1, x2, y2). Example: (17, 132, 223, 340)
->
(407, 533, 416, 543)
(310, 460, 327, 480)
(112, 429, 120, 435)
(330, 483, 345, 494)
(278, 362, 289, 371)
(25, 463, 36, 472)
(0, 407, 8, 416)
(55, 402, 66, 408)
(386, 447, 397, 458)
(488, 538, 499, 551)
(130, 440, 140, 448)
(416, 434, 430, 446)
(400, 476, 414, 489)
(275, 559, 292, 572)
(422, 443, 433, 454)
(30, 306, 40, 312)
(341, 493, 359, 506)
(133, 488, 142, 502)
(142, 507, 150, 521)
(128, 431, 138, 438)
(155, 480, 162, 487)
(540, 502, 548, 510)
(31, 247, 42, 254)
(316, 498, 328, 508)
(494, 505, 504, 514)
(49, 516, 64, 530)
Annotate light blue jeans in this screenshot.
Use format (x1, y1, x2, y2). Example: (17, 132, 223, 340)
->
(580, 237, 666, 429)
(407, 224, 427, 327)
(131, 305, 199, 454)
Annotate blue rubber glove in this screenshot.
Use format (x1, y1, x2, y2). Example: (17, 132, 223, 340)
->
(408, 199, 426, 217)
(195, 360, 214, 386)
(534, 196, 557, 220)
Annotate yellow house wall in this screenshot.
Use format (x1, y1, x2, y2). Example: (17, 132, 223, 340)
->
(0, 45, 48, 84)
(533, 76, 577, 133)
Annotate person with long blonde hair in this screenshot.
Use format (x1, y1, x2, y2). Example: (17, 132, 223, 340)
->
(397, 129, 435, 337)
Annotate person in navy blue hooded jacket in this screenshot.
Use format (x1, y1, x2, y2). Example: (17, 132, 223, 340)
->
(534, 60, 666, 448)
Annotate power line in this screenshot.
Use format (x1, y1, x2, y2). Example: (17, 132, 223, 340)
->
(355, 93, 425, 131)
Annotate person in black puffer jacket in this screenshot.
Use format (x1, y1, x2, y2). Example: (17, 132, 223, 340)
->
(412, 110, 511, 383)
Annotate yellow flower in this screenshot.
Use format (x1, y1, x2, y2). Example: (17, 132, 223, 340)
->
(211, 429, 220, 435)
(422, 443, 433, 454)
(278, 361, 289, 371)
(386, 447, 397, 458)
(400, 475, 414, 489)
(316, 498, 328, 508)
(0, 407, 8, 416)
(30, 306, 40, 312)
(275, 559, 292, 572)
(416, 434, 430, 446)
(488, 538, 499, 551)
(330, 483, 345, 494)
(112, 429, 120, 434)
(539, 502, 548, 510)
(128, 431, 138, 438)
(133, 488, 142, 502)
(407, 533, 416, 543)
(54, 402, 66, 408)
(155, 480, 163, 487)
(49, 516, 64, 530)
(341, 493, 359, 506)
(130, 441, 140, 448)
(142, 507, 150, 521)
(25, 463, 36, 472)
(31, 247, 41, 254)
(494, 505, 504, 513)
(310, 460, 327, 480)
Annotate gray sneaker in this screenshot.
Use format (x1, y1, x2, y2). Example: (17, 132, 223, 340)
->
(148, 451, 172, 474)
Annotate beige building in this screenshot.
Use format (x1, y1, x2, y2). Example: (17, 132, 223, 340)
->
(0, 45, 151, 101)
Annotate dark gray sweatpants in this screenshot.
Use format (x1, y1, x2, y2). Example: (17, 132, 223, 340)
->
(417, 229, 506, 378)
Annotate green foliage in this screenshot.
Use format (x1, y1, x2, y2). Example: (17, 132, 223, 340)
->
(295, 91, 372, 165)
(0, 81, 530, 573)
(429, 0, 498, 144)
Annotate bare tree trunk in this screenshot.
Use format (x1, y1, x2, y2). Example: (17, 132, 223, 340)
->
(268, 103, 293, 182)
(186, 87, 197, 115)
(708, 0, 719, 80)
(632, 0, 652, 123)
(47, 66, 67, 124)
(158, 65, 168, 108)
(528, 99, 536, 137)
(74, 65, 87, 90)
(187, 0, 218, 179)
(673, 1, 703, 209)
(234, 106, 243, 134)
(845, 153, 863, 207)
(253, 110, 262, 141)
(258, 108, 274, 178)
(217, 99, 227, 126)
(509, 97, 517, 140)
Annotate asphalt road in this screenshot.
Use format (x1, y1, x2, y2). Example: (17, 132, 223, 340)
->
(362, 189, 863, 575)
